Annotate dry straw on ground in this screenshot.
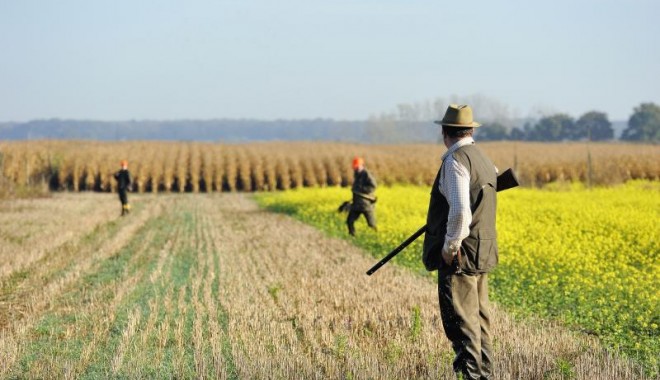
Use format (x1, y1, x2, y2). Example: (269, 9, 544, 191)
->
(0, 193, 651, 379)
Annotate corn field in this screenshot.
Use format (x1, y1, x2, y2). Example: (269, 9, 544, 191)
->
(0, 141, 658, 193)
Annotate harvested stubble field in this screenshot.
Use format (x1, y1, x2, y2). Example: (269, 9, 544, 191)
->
(0, 193, 652, 379)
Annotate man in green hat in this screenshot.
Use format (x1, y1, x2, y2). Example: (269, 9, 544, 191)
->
(423, 104, 498, 379)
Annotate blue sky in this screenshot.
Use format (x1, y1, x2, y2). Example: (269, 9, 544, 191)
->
(1, 0, 658, 122)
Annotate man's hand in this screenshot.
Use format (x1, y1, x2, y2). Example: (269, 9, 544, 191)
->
(441, 241, 457, 266)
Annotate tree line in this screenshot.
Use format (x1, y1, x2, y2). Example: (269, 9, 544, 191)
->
(372, 100, 659, 143)
(475, 103, 660, 142)
(1, 102, 657, 143)
(0, 119, 368, 142)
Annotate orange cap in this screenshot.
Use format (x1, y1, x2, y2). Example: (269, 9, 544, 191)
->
(120, 160, 128, 166)
(352, 156, 364, 170)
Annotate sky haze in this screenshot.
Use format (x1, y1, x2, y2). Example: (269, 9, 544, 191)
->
(1, 0, 658, 122)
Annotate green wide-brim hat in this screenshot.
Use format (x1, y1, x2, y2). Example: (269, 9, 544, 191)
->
(434, 104, 481, 128)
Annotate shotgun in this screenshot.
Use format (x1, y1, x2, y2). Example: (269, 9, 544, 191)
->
(366, 168, 519, 276)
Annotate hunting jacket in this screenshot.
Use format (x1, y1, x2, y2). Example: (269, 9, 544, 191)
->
(114, 169, 132, 191)
(351, 169, 377, 211)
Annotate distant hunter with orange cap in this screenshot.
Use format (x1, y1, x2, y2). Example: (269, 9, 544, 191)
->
(114, 160, 133, 216)
(347, 156, 377, 236)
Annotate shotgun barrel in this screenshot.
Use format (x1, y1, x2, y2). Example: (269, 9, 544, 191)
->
(366, 225, 426, 275)
(366, 168, 520, 276)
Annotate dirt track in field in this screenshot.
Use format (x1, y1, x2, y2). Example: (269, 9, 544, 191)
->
(0, 193, 650, 379)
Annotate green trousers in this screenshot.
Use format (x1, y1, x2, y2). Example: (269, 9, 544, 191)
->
(438, 271, 493, 380)
(346, 208, 376, 236)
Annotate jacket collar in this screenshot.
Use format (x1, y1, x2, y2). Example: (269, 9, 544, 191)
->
(441, 137, 475, 161)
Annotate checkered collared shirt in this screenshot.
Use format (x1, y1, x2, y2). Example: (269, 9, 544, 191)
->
(439, 137, 475, 254)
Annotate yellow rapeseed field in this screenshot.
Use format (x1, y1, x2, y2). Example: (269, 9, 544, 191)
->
(256, 181, 660, 373)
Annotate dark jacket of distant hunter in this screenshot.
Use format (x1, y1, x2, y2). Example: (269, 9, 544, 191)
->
(351, 169, 377, 211)
(114, 169, 132, 191)
(423, 144, 498, 273)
